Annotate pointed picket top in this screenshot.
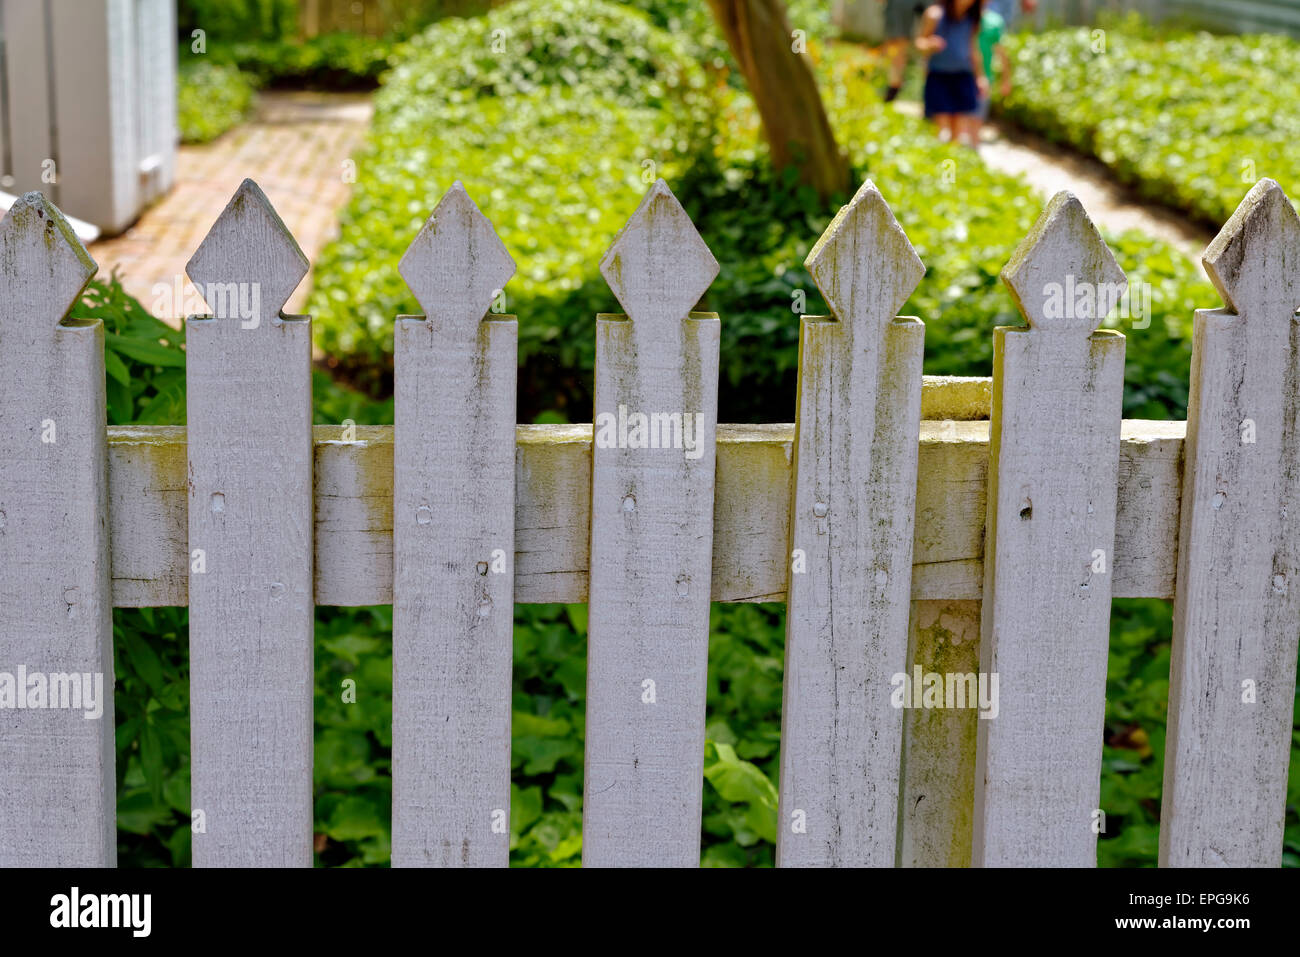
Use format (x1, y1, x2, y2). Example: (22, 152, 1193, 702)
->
(1002, 191, 1126, 336)
(398, 180, 515, 331)
(600, 178, 718, 330)
(1203, 178, 1300, 318)
(0, 192, 97, 333)
(186, 179, 308, 322)
(804, 179, 924, 330)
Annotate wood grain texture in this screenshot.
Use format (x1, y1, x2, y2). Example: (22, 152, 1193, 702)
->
(0, 194, 114, 866)
(101, 415, 1186, 607)
(1161, 179, 1300, 867)
(185, 180, 314, 867)
(391, 183, 517, 867)
(776, 181, 925, 867)
(582, 180, 720, 866)
(899, 600, 981, 867)
(973, 193, 1127, 867)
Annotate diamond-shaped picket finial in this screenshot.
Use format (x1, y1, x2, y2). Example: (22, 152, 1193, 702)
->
(1002, 191, 1126, 335)
(0, 192, 97, 333)
(186, 179, 308, 322)
(1203, 178, 1300, 318)
(398, 181, 515, 330)
(805, 179, 924, 331)
(600, 179, 718, 329)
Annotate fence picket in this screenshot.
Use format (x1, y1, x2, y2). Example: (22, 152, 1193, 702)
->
(1160, 179, 1300, 867)
(581, 179, 720, 867)
(391, 182, 517, 867)
(3, 169, 1299, 871)
(0, 193, 113, 866)
(775, 181, 925, 867)
(973, 192, 1126, 867)
(185, 179, 314, 867)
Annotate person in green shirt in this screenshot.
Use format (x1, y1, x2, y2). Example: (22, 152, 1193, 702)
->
(974, 6, 1012, 142)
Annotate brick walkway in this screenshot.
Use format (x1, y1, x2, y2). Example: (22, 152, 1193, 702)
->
(90, 91, 373, 325)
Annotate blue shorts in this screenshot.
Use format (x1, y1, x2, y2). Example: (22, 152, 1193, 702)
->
(924, 70, 978, 116)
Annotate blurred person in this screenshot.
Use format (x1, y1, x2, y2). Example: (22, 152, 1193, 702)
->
(917, 0, 987, 147)
(973, 2, 1012, 142)
(881, 0, 924, 102)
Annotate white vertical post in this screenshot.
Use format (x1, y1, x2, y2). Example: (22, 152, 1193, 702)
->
(1161, 179, 1300, 867)
(391, 182, 517, 867)
(973, 192, 1126, 867)
(775, 181, 925, 867)
(185, 179, 314, 867)
(0, 193, 114, 866)
(582, 179, 720, 867)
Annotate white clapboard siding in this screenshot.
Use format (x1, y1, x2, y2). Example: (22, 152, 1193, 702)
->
(1161, 179, 1300, 867)
(0, 0, 175, 233)
(0, 194, 114, 866)
(973, 193, 1127, 867)
(776, 181, 925, 867)
(185, 180, 315, 867)
(582, 179, 721, 867)
(3, 0, 54, 197)
(392, 183, 517, 867)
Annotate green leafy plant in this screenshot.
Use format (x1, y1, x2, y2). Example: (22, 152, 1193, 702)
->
(1000, 15, 1300, 228)
(177, 60, 257, 144)
(200, 33, 400, 90)
(178, 0, 298, 42)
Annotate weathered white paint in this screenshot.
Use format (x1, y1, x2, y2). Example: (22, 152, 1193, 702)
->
(391, 183, 517, 867)
(1161, 179, 1300, 867)
(0, 193, 114, 866)
(973, 192, 1126, 867)
(582, 180, 720, 867)
(185, 180, 314, 867)
(777, 181, 925, 867)
(101, 415, 1185, 608)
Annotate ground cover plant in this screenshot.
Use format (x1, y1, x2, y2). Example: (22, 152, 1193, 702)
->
(177, 61, 257, 144)
(1000, 13, 1300, 228)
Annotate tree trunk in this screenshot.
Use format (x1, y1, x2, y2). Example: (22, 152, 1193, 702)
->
(706, 0, 851, 199)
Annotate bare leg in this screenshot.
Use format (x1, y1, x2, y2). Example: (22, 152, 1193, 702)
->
(889, 41, 908, 88)
(884, 39, 908, 100)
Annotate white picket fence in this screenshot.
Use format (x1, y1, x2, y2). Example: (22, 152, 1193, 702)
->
(1, 173, 1297, 868)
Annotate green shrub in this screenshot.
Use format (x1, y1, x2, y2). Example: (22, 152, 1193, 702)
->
(178, 0, 297, 43)
(177, 60, 257, 144)
(1001, 16, 1300, 227)
(308, 0, 713, 405)
(204, 33, 399, 90)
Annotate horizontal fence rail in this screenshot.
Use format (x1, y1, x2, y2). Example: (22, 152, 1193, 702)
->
(1, 175, 1297, 869)
(105, 414, 1180, 607)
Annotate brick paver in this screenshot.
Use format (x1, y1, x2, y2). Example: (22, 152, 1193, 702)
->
(90, 91, 373, 326)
